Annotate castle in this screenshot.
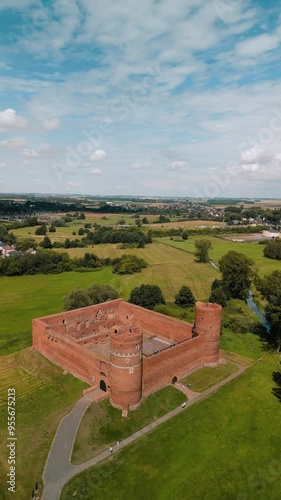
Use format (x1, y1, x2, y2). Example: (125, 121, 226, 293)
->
(32, 299, 222, 411)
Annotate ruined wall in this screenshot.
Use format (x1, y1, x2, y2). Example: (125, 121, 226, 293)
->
(142, 335, 205, 396)
(37, 299, 122, 338)
(32, 318, 109, 385)
(118, 301, 193, 342)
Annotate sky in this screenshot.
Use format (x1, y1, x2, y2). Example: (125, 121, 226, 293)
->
(0, 0, 281, 198)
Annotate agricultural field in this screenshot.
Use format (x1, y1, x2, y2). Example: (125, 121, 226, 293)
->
(61, 352, 281, 500)
(58, 242, 219, 301)
(156, 236, 281, 276)
(0, 349, 88, 499)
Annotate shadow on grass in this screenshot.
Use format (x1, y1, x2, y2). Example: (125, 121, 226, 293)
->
(272, 368, 281, 403)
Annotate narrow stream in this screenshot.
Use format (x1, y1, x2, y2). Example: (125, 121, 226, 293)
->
(246, 291, 270, 332)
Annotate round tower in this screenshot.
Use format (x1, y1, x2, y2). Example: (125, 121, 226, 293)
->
(109, 325, 143, 410)
(194, 302, 222, 366)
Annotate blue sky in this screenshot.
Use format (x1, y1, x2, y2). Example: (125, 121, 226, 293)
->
(0, 0, 281, 197)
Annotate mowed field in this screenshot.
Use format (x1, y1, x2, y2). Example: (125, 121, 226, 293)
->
(156, 236, 281, 276)
(62, 353, 281, 500)
(58, 242, 218, 301)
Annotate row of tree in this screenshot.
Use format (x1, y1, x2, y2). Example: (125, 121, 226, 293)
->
(0, 251, 103, 277)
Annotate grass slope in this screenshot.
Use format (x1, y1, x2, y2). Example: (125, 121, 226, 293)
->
(72, 386, 186, 465)
(61, 353, 281, 500)
(0, 349, 88, 499)
(180, 363, 238, 392)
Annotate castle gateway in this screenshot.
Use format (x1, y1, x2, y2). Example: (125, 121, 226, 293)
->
(32, 299, 222, 411)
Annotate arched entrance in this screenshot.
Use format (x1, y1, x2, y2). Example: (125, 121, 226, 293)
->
(172, 376, 178, 385)
(100, 379, 107, 392)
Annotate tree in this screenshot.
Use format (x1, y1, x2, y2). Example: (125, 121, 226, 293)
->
(63, 288, 92, 311)
(49, 225, 56, 233)
(129, 284, 165, 310)
(219, 251, 255, 301)
(39, 236, 53, 249)
(263, 239, 281, 260)
(112, 254, 148, 275)
(35, 225, 47, 235)
(175, 286, 195, 308)
(258, 270, 281, 351)
(78, 228, 85, 236)
(209, 287, 227, 307)
(194, 239, 212, 263)
(78, 212, 86, 219)
(142, 217, 148, 224)
(209, 279, 228, 307)
(86, 284, 118, 304)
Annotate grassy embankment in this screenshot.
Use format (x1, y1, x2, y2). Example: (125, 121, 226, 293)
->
(72, 386, 186, 465)
(0, 349, 88, 499)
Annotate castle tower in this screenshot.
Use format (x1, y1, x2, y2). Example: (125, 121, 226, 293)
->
(194, 302, 222, 366)
(109, 324, 143, 410)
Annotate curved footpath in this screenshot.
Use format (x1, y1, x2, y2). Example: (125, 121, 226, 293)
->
(41, 359, 250, 500)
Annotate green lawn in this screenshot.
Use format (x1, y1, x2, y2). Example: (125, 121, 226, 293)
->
(156, 236, 281, 276)
(0, 349, 88, 500)
(180, 363, 239, 392)
(61, 353, 281, 500)
(72, 386, 186, 465)
(0, 267, 120, 353)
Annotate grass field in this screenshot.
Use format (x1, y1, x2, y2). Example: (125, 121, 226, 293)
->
(72, 386, 186, 465)
(0, 268, 120, 353)
(155, 236, 281, 276)
(180, 363, 239, 392)
(0, 349, 88, 499)
(61, 352, 281, 500)
(59, 242, 218, 301)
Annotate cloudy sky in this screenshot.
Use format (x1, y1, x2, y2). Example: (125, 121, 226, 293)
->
(0, 0, 281, 197)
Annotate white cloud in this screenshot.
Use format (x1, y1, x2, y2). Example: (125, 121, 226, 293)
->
(0, 162, 7, 168)
(167, 161, 189, 172)
(240, 147, 268, 164)
(0, 62, 11, 70)
(43, 118, 60, 130)
(22, 149, 42, 158)
(0, 109, 27, 132)
(90, 150, 107, 161)
(90, 168, 103, 175)
(0, 137, 26, 150)
(131, 162, 150, 170)
(235, 33, 281, 58)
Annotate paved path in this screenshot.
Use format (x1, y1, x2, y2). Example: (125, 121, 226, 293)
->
(41, 359, 247, 500)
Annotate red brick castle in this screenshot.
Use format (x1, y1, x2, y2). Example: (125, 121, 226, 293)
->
(32, 299, 222, 410)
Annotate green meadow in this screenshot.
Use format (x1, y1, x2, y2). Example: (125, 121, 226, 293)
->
(61, 352, 281, 500)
